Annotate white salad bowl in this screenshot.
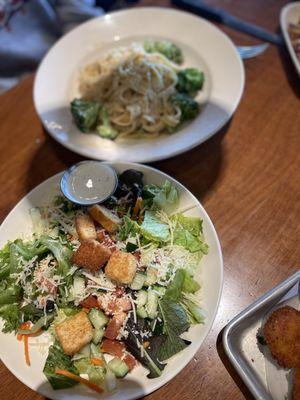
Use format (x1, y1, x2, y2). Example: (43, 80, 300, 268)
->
(0, 162, 223, 400)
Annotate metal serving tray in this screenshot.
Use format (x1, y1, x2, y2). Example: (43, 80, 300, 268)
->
(223, 270, 300, 400)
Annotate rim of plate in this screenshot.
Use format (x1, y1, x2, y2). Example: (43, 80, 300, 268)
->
(33, 7, 245, 163)
(0, 162, 223, 399)
(280, 2, 300, 76)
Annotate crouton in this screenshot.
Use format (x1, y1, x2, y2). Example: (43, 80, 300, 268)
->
(97, 229, 117, 252)
(105, 250, 137, 285)
(75, 213, 97, 241)
(89, 205, 121, 233)
(55, 311, 93, 355)
(71, 239, 111, 272)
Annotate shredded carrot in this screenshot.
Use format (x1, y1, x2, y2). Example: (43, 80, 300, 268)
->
(24, 335, 30, 366)
(55, 368, 103, 393)
(90, 358, 104, 366)
(17, 322, 31, 341)
(132, 197, 142, 218)
(17, 333, 23, 341)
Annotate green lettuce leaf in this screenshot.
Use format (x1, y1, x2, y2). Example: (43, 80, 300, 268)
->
(40, 236, 72, 278)
(118, 215, 140, 241)
(142, 184, 161, 209)
(0, 285, 22, 305)
(173, 214, 202, 236)
(164, 269, 199, 301)
(152, 181, 179, 214)
(140, 211, 170, 242)
(158, 298, 190, 361)
(164, 269, 204, 325)
(0, 244, 10, 280)
(182, 272, 200, 294)
(0, 304, 20, 333)
(181, 297, 205, 324)
(44, 342, 79, 390)
(12, 239, 48, 261)
(20, 304, 44, 322)
(124, 315, 166, 378)
(172, 214, 209, 254)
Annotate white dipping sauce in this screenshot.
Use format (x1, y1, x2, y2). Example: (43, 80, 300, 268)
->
(61, 161, 117, 205)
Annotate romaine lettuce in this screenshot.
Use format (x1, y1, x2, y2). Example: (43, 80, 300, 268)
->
(140, 211, 170, 242)
(40, 236, 72, 278)
(152, 181, 179, 214)
(172, 214, 209, 254)
(44, 342, 79, 390)
(118, 215, 140, 241)
(0, 304, 19, 332)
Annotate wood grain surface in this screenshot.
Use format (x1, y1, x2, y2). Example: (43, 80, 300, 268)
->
(0, 1, 299, 399)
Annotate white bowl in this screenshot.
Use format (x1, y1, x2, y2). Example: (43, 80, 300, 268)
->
(0, 162, 223, 400)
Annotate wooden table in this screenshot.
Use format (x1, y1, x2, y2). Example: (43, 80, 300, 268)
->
(0, 1, 299, 399)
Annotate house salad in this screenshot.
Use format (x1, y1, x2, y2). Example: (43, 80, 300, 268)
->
(0, 169, 208, 394)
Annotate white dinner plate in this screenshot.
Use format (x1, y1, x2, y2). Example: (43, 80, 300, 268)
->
(0, 162, 223, 400)
(280, 2, 300, 76)
(34, 7, 244, 163)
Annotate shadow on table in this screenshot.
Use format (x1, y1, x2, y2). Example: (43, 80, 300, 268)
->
(152, 120, 230, 203)
(37, 377, 146, 400)
(25, 105, 231, 200)
(278, 45, 300, 99)
(216, 328, 256, 400)
(25, 132, 84, 193)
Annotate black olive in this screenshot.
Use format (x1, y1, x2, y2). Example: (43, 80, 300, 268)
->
(104, 195, 118, 209)
(119, 169, 143, 187)
(46, 300, 55, 313)
(131, 182, 142, 198)
(114, 182, 131, 199)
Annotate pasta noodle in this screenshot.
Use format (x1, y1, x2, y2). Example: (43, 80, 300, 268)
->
(78, 43, 182, 139)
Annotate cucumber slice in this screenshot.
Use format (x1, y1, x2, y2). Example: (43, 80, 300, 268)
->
(144, 268, 157, 286)
(105, 369, 117, 392)
(90, 342, 103, 358)
(72, 353, 87, 361)
(152, 285, 166, 297)
(108, 357, 129, 378)
(130, 272, 146, 290)
(79, 343, 91, 357)
(92, 328, 105, 345)
(146, 290, 158, 319)
(89, 309, 108, 329)
(135, 290, 148, 307)
(137, 306, 148, 318)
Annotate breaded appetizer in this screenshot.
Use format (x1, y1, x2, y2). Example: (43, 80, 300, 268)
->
(263, 305, 300, 369)
(293, 368, 300, 400)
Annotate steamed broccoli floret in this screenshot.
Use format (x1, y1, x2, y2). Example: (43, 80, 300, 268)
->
(97, 107, 118, 139)
(170, 93, 199, 122)
(144, 39, 183, 64)
(70, 98, 100, 132)
(176, 68, 204, 97)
